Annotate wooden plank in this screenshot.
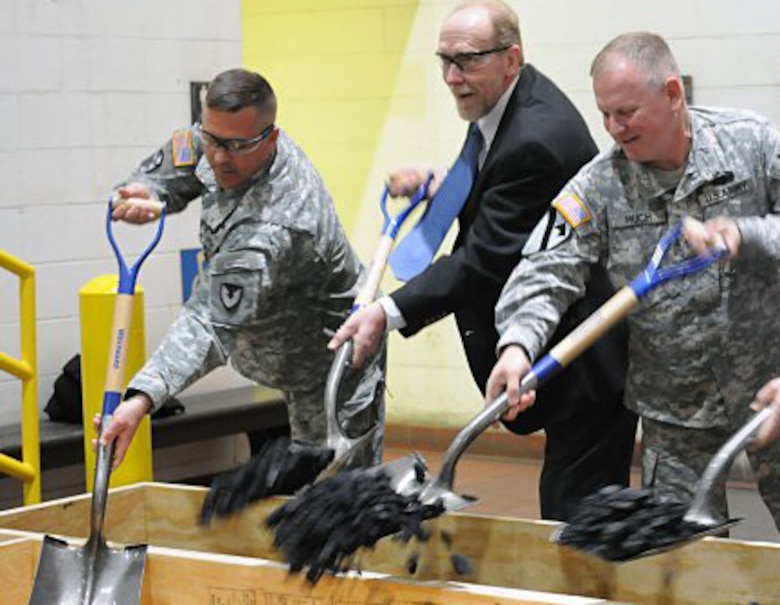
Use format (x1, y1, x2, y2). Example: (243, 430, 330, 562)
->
(0, 538, 38, 605)
(143, 546, 612, 605)
(0, 537, 611, 605)
(0, 482, 147, 543)
(1, 482, 780, 604)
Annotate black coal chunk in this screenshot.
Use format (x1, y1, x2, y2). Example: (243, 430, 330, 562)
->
(554, 485, 715, 561)
(200, 436, 334, 525)
(406, 551, 420, 574)
(267, 467, 444, 583)
(450, 553, 473, 576)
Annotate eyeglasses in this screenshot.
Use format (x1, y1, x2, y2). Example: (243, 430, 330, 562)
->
(198, 123, 275, 154)
(436, 46, 510, 74)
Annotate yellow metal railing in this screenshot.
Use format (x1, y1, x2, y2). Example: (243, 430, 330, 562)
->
(0, 250, 41, 504)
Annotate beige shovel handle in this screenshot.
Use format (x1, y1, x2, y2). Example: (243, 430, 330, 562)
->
(542, 286, 639, 370)
(353, 234, 394, 308)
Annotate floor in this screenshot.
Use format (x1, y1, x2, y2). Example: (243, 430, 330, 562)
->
(382, 444, 780, 544)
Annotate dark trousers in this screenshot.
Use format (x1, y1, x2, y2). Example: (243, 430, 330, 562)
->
(539, 403, 638, 521)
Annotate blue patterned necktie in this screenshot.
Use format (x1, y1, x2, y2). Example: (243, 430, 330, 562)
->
(389, 124, 484, 282)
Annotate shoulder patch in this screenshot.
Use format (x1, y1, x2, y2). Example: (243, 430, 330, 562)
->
(552, 193, 591, 229)
(172, 128, 196, 167)
(140, 149, 164, 173)
(523, 207, 572, 255)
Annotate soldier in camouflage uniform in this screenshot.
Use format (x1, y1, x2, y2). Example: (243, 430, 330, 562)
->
(101, 68, 385, 469)
(487, 32, 780, 528)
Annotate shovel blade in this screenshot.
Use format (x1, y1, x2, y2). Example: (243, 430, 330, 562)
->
(418, 479, 478, 512)
(29, 535, 146, 605)
(376, 452, 485, 515)
(377, 452, 430, 496)
(550, 517, 740, 563)
(318, 424, 381, 481)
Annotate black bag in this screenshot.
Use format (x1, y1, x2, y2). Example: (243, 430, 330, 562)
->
(45, 354, 185, 423)
(44, 354, 83, 424)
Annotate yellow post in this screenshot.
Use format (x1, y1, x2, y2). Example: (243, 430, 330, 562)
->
(79, 275, 153, 488)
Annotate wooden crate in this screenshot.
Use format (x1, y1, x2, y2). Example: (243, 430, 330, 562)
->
(0, 482, 778, 604)
(0, 534, 609, 604)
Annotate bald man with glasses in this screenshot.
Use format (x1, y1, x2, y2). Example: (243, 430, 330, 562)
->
(329, 0, 637, 521)
(103, 68, 386, 475)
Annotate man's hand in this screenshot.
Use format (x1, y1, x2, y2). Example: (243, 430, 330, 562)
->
(750, 378, 780, 449)
(111, 183, 164, 224)
(683, 216, 740, 258)
(327, 302, 387, 368)
(387, 166, 445, 199)
(93, 394, 152, 469)
(485, 345, 536, 422)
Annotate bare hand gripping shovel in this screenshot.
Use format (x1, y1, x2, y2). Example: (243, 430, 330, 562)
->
(384, 218, 727, 513)
(322, 179, 430, 471)
(29, 197, 165, 605)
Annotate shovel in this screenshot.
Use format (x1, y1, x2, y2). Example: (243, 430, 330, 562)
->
(684, 406, 773, 527)
(552, 406, 773, 562)
(198, 180, 432, 524)
(29, 196, 165, 605)
(321, 178, 431, 471)
(382, 217, 727, 513)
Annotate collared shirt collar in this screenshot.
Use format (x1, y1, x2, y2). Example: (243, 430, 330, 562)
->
(475, 72, 520, 168)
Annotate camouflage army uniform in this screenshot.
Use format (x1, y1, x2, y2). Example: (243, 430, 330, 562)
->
(496, 107, 780, 527)
(121, 126, 386, 464)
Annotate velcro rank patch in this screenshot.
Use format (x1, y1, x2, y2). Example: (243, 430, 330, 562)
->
(552, 193, 591, 229)
(172, 128, 196, 167)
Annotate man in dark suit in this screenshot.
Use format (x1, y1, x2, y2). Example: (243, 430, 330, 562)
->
(328, 0, 637, 521)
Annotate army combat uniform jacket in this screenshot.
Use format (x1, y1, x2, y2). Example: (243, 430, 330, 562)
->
(120, 127, 385, 456)
(496, 107, 780, 431)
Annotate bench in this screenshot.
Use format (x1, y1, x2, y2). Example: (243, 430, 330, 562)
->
(0, 386, 289, 472)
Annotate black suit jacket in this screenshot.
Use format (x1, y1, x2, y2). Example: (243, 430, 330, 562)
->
(391, 64, 627, 432)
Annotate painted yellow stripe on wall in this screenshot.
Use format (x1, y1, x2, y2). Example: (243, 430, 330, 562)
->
(240, 0, 485, 429)
(241, 0, 420, 232)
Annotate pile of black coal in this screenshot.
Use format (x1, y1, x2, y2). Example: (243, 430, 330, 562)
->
(554, 485, 715, 562)
(200, 436, 334, 525)
(267, 465, 445, 583)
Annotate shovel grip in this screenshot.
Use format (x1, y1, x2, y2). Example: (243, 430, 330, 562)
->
(111, 194, 165, 219)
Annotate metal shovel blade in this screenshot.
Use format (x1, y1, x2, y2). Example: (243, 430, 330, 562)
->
(551, 407, 772, 562)
(29, 535, 146, 605)
(411, 391, 520, 513)
(322, 339, 379, 472)
(377, 452, 430, 495)
(683, 406, 773, 527)
(29, 430, 147, 604)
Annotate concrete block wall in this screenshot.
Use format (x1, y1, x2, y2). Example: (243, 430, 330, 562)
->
(0, 0, 246, 425)
(1, 0, 779, 432)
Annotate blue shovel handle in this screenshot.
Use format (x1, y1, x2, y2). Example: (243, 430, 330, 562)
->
(433, 217, 727, 494)
(101, 198, 167, 416)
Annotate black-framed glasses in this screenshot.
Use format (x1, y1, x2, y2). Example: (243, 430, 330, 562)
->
(198, 123, 275, 154)
(436, 46, 510, 74)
